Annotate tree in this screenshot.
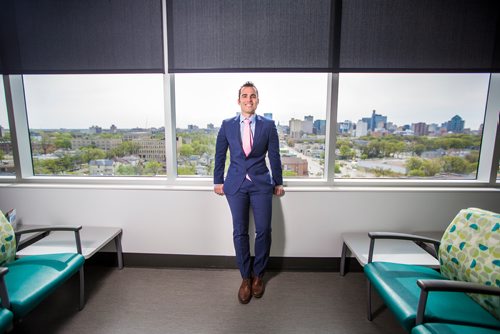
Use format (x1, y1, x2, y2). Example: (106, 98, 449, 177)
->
(54, 133, 73, 149)
(334, 163, 341, 173)
(339, 144, 354, 160)
(283, 170, 298, 177)
(115, 164, 137, 176)
(442, 156, 468, 174)
(179, 144, 194, 157)
(412, 144, 425, 156)
(40, 133, 55, 154)
(406, 157, 423, 171)
(422, 159, 442, 176)
(78, 147, 106, 164)
(408, 169, 425, 177)
(144, 161, 163, 175)
(465, 151, 479, 164)
(178, 165, 196, 175)
(33, 155, 77, 175)
(108, 141, 140, 158)
(0, 149, 4, 161)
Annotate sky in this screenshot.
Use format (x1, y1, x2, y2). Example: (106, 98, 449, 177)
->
(0, 72, 490, 131)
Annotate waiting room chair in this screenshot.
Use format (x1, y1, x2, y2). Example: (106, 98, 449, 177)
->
(0, 211, 85, 323)
(364, 207, 500, 332)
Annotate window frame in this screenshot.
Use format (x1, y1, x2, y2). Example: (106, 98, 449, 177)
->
(2, 72, 498, 189)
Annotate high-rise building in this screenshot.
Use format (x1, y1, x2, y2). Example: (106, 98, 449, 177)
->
(89, 125, 102, 134)
(289, 118, 303, 138)
(338, 120, 353, 134)
(313, 120, 326, 135)
(362, 110, 387, 131)
(446, 115, 465, 133)
(412, 122, 428, 136)
(355, 120, 368, 137)
(427, 123, 439, 135)
(302, 116, 313, 134)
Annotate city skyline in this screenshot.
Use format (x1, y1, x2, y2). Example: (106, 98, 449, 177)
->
(0, 73, 490, 130)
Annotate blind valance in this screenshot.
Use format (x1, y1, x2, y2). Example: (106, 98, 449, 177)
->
(166, 0, 337, 73)
(0, 0, 164, 74)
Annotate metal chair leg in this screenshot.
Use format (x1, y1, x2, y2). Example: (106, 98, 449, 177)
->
(340, 242, 347, 276)
(114, 232, 124, 270)
(367, 280, 373, 321)
(79, 267, 85, 310)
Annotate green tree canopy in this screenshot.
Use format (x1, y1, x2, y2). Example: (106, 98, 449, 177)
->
(54, 132, 73, 149)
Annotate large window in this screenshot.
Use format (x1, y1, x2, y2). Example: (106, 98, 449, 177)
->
(174, 73, 329, 178)
(23, 74, 165, 176)
(336, 73, 490, 180)
(0, 79, 15, 176)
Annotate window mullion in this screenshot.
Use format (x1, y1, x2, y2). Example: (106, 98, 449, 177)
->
(163, 0, 178, 184)
(3, 75, 33, 180)
(164, 74, 177, 184)
(326, 73, 339, 184)
(477, 73, 500, 184)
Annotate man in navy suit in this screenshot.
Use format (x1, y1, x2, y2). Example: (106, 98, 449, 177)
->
(214, 81, 285, 304)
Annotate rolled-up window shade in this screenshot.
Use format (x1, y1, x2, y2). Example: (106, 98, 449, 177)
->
(166, 0, 336, 73)
(339, 0, 499, 72)
(0, 0, 164, 74)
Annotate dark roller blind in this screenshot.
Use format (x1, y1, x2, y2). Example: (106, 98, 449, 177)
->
(0, 0, 164, 74)
(339, 0, 500, 72)
(166, 0, 337, 73)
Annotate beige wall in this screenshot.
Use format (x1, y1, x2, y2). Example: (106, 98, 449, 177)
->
(1, 185, 499, 257)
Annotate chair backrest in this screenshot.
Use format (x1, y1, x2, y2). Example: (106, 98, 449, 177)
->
(438, 207, 500, 319)
(0, 211, 16, 266)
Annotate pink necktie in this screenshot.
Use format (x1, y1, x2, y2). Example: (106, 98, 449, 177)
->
(243, 118, 253, 156)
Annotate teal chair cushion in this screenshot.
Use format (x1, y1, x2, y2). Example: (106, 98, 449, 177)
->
(365, 262, 500, 331)
(5, 253, 85, 318)
(412, 323, 500, 334)
(0, 308, 13, 334)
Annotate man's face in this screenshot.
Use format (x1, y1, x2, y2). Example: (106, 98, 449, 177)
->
(238, 86, 259, 116)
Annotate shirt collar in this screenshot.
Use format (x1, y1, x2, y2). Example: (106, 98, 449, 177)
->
(240, 114, 256, 123)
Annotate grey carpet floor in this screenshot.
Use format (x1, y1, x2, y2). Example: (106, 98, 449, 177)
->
(13, 266, 405, 334)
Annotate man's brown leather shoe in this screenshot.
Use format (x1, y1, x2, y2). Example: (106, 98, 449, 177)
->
(252, 276, 265, 298)
(238, 278, 252, 304)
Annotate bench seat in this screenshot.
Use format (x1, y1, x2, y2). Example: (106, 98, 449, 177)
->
(4, 253, 84, 318)
(365, 261, 500, 331)
(411, 323, 500, 334)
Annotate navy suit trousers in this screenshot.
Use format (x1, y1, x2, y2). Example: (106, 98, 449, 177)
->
(226, 178, 273, 278)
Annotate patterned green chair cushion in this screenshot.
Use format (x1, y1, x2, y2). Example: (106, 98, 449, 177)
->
(0, 210, 16, 266)
(439, 207, 500, 319)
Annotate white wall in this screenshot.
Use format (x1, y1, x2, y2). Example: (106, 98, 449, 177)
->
(1, 185, 499, 257)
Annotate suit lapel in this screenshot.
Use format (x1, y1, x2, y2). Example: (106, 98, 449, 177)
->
(229, 116, 243, 150)
(252, 115, 263, 150)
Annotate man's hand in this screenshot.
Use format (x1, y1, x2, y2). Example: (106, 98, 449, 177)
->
(214, 184, 225, 196)
(274, 185, 285, 197)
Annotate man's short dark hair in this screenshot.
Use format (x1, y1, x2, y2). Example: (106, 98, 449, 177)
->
(238, 81, 258, 98)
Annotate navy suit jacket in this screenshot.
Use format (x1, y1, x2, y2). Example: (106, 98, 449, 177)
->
(214, 114, 283, 195)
